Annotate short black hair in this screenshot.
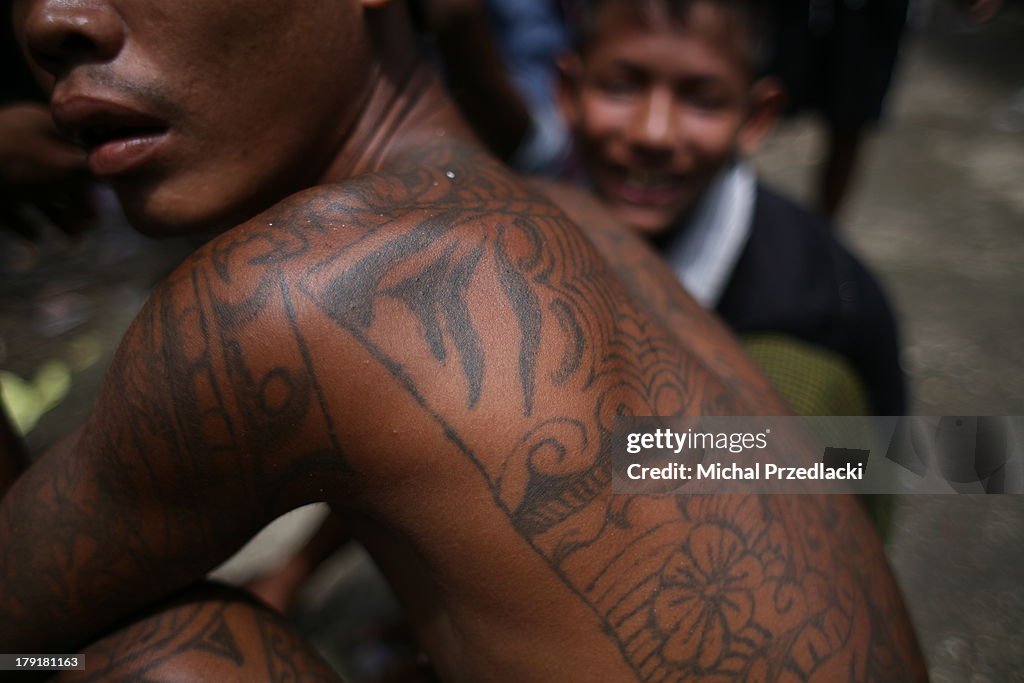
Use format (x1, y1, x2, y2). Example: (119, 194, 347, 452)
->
(565, 0, 773, 78)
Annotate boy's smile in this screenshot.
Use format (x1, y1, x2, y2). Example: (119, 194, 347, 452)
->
(561, 1, 774, 237)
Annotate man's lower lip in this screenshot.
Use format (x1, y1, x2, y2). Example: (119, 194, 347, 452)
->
(87, 132, 167, 177)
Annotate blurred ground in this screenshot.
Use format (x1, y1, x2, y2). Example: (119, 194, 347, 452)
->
(757, 0, 1024, 417)
(755, 3, 1024, 681)
(1, 3, 1021, 681)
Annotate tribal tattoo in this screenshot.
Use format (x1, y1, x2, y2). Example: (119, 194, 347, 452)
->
(0, 142, 924, 681)
(62, 584, 341, 682)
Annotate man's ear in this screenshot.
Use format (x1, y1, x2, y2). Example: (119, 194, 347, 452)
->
(556, 53, 583, 130)
(737, 76, 785, 157)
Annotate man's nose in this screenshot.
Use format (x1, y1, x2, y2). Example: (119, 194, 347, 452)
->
(628, 87, 677, 152)
(20, 0, 125, 78)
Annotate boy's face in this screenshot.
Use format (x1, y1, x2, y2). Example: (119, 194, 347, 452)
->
(560, 2, 775, 237)
(13, 0, 380, 235)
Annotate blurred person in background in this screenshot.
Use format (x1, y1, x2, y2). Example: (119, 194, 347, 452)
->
(421, 0, 911, 415)
(418, 0, 573, 173)
(769, 0, 1003, 219)
(556, 0, 907, 416)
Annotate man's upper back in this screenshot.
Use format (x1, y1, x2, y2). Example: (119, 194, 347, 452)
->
(0, 141, 926, 681)
(138, 144, 922, 680)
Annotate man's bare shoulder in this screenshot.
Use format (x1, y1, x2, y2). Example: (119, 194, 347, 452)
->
(182, 151, 556, 295)
(530, 178, 790, 416)
(142, 151, 623, 461)
(531, 179, 624, 238)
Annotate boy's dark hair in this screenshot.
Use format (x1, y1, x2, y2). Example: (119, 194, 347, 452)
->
(565, 0, 773, 78)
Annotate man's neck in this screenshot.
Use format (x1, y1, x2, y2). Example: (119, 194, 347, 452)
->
(317, 61, 479, 185)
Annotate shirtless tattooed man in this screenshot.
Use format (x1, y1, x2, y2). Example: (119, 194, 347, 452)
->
(0, 0, 926, 680)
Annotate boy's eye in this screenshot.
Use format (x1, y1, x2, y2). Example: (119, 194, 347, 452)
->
(677, 87, 732, 112)
(587, 65, 648, 98)
(689, 94, 728, 110)
(596, 76, 641, 98)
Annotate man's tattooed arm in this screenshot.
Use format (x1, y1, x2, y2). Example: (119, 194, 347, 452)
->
(0, 195, 349, 652)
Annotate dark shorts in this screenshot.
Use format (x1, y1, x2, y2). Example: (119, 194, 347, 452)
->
(769, 0, 911, 130)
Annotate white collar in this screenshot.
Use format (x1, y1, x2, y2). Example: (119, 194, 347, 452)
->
(661, 160, 756, 308)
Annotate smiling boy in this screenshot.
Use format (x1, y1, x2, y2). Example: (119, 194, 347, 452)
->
(559, 0, 906, 416)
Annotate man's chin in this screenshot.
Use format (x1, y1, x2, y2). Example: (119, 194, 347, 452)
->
(117, 192, 233, 238)
(122, 208, 211, 238)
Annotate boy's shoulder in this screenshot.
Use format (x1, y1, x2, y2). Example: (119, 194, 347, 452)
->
(737, 183, 884, 303)
(749, 184, 834, 256)
(719, 183, 905, 413)
(717, 181, 897, 346)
